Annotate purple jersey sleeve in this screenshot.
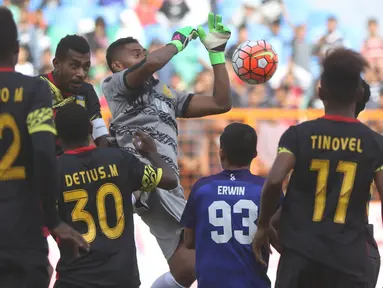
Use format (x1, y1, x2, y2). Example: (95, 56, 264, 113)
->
(180, 185, 198, 229)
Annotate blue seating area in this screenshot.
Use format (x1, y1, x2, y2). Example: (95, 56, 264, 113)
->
(3, 0, 383, 97)
(3, 0, 381, 53)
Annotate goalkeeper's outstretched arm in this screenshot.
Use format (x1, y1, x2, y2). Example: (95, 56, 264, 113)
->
(125, 45, 178, 89)
(125, 27, 198, 89)
(183, 63, 232, 118)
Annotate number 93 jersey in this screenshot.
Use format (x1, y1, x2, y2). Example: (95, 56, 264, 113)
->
(181, 169, 282, 288)
(278, 115, 383, 279)
(56, 146, 163, 288)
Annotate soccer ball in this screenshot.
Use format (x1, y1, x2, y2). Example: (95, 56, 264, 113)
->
(232, 40, 278, 85)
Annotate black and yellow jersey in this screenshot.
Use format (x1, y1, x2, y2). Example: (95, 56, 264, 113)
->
(277, 114, 383, 279)
(39, 72, 104, 155)
(40, 72, 102, 120)
(0, 67, 58, 250)
(56, 146, 163, 288)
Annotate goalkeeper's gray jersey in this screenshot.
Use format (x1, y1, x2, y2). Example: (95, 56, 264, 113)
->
(101, 69, 194, 177)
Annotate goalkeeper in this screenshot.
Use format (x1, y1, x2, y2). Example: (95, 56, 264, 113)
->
(102, 13, 232, 288)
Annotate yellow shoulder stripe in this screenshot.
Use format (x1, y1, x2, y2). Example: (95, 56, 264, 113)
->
(27, 107, 56, 135)
(278, 147, 294, 155)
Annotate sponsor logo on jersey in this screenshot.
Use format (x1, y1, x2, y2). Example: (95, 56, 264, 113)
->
(76, 95, 86, 107)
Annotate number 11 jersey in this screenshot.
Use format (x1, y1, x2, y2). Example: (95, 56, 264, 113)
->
(181, 169, 277, 288)
(278, 115, 383, 279)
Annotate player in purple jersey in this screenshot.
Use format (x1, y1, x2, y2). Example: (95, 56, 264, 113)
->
(181, 123, 281, 288)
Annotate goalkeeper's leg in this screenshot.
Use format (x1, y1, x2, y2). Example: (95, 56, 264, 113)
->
(139, 187, 196, 287)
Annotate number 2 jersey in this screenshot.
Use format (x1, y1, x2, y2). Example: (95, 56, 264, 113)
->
(55, 146, 163, 288)
(0, 69, 57, 251)
(278, 115, 383, 279)
(181, 169, 278, 288)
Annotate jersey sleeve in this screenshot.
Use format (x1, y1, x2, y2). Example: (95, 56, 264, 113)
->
(27, 79, 56, 135)
(28, 79, 61, 229)
(86, 84, 102, 121)
(101, 69, 144, 118)
(278, 126, 298, 157)
(180, 182, 199, 229)
(122, 152, 163, 192)
(102, 70, 129, 97)
(101, 63, 145, 100)
(174, 88, 194, 118)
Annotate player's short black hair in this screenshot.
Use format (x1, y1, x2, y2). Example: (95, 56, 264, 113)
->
(106, 37, 139, 72)
(0, 7, 18, 62)
(320, 48, 369, 105)
(55, 103, 90, 144)
(55, 35, 90, 60)
(220, 123, 257, 166)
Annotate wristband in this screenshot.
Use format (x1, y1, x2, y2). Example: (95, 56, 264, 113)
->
(91, 118, 108, 140)
(168, 41, 182, 53)
(209, 52, 226, 65)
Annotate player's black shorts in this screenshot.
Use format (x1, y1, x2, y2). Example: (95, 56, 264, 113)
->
(367, 254, 380, 288)
(0, 248, 49, 288)
(54, 281, 140, 288)
(275, 248, 368, 288)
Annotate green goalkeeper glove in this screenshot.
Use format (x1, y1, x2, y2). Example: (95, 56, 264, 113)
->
(168, 26, 199, 53)
(197, 13, 231, 65)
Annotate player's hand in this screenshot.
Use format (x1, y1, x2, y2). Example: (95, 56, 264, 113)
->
(252, 225, 277, 266)
(133, 130, 157, 156)
(168, 26, 199, 53)
(50, 222, 90, 257)
(197, 13, 231, 65)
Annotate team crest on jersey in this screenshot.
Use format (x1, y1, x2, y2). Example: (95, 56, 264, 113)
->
(230, 174, 236, 181)
(162, 85, 173, 98)
(75, 95, 86, 108)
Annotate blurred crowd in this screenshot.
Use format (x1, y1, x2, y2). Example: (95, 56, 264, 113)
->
(4, 0, 383, 195)
(6, 0, 383, 110)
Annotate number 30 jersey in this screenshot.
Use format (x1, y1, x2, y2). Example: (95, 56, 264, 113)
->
(181, 169, 278, 288)
(278, 115, 383, 279)
(56, 146, 163, 288)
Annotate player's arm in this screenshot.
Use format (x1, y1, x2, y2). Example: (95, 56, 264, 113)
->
(270, 207, 282, 253)
(182, 64, 232, 118)
(86, 85, 109, 147)
(183, 228, 195, 249)
(180, 184, 199, 249)
(253, 126, 297, 264)
(373, 144, 383, 222)
(258, 127, 297, 229)
(127, 131, 178, 191)
(181, 13, 232, 118)
(28, 79, 62, 230)
(124, 27, 198, 89)
(375, 172, 383, 222)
